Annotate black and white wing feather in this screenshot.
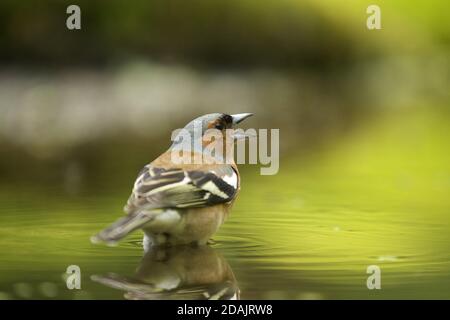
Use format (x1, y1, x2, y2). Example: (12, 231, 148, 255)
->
(124, 165, 239, 214)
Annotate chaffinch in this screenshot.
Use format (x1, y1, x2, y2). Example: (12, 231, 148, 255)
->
(91, 113, 253, 247)
(91, 246, 239, 300)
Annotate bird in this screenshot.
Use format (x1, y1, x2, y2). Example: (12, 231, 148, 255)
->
(91, 113, 253, 248)
(91, 246, 239, 300)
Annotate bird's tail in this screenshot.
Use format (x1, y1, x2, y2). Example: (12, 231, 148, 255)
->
(91, 211, 156, 246)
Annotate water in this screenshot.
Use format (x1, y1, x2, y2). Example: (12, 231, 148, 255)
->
(0, 109, 449, 299)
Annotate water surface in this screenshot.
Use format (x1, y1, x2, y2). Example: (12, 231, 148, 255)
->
(0, 109, 449, 299)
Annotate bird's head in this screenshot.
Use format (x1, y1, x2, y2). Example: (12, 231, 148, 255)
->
(184, 112, 253, 134)
(170, 113, 254, 162)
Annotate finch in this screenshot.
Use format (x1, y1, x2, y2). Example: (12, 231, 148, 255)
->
(91, 113, 253, 247)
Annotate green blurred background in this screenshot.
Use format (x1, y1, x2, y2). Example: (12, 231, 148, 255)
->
(0, 0, 449, 299)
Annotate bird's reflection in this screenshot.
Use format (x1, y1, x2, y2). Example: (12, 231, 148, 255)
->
(91, 246, 240, 300)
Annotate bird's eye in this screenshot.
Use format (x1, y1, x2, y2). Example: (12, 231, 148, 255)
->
(215, 124, 224, 130)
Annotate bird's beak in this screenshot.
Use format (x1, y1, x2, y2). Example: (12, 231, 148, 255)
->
(231, 113, 253, 125)
(230, 113, 255, 140)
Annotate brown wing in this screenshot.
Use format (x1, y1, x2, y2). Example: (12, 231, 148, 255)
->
(124, 163, 238, 214)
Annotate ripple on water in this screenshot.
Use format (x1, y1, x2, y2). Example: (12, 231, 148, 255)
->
(1, 186, 450, 299)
